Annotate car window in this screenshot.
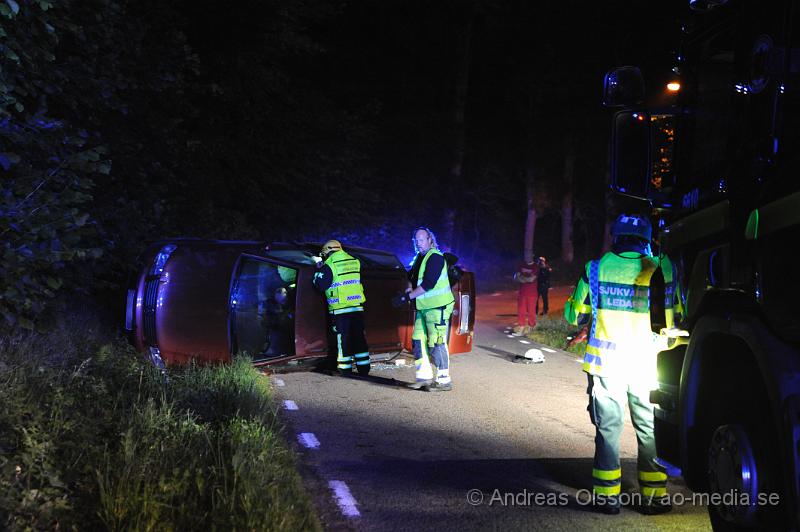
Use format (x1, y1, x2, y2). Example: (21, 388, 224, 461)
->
(348, 251, 404, 270)
(230, 258, 297, 359)
(262, 250, 317, 266)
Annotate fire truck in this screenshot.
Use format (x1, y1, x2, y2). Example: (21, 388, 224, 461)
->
(603, 0, 800, 529)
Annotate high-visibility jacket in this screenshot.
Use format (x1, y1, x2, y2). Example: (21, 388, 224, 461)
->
(565, 250, 668, 378)
(414, 248, 455, 311)
(324, 250, 366, 313)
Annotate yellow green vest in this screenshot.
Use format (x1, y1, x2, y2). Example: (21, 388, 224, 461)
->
(565, 251, 662, 377)
(415, 248, 455, 310)
(324, 250, 365, 312)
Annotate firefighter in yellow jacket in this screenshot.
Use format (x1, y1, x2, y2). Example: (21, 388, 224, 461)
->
(391, 227, 455, 392)
(313, 240, 370, 375)
(564, 214, 681, 515)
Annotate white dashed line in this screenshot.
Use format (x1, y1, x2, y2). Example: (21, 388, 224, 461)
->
(541, 348, 557, 353)
(329, 480, 361, 517)
(506, 335, 515, 338)
(284, 400, 299, 411)
(518, 340, 531, 344)
(298, 432, 320, 449)
(274, 378, 285, 387)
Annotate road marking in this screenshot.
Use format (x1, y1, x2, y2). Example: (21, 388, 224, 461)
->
(298, 432, 320, 449)
(519, 340, 530, 344)
(541, 348, 556, 353)
(274, 378, 285, 387)
(506, 334, 515, 338)
(329, 480, 361, 517)
(284, 400, 299, 410)
(574, 359, 583, 363)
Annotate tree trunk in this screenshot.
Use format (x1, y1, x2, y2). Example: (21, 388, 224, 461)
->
(442, 2, 474, 252)
(560, 138, 575, 264)
(524, 169, 537, 264)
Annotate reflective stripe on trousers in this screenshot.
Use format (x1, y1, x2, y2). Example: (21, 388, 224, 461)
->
(587, 373, 667, 497)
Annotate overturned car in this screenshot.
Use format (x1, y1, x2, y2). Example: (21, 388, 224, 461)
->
(125, 239, 475, 369)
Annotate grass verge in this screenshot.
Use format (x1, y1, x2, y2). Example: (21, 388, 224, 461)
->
(0, 317, 320, 531)
(526, 315, 587, 356)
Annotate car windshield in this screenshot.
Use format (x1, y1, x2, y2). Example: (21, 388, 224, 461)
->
(230, 257, 297, 359)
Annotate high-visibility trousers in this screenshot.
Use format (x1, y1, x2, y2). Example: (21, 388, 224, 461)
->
(587, 373, 668, 499)
(331, 310, 370, 374)
(412, 302, 454, 384)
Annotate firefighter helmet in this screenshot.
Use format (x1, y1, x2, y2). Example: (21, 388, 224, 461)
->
(320, 239, 343, 258)
(611, 214, 652, 242)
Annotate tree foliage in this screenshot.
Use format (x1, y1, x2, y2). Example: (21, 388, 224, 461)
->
(1, 0, 107, 329)
(1, 0, 374, 330)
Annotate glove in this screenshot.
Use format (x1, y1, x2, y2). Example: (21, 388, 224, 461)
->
(391, 293, 410, 308)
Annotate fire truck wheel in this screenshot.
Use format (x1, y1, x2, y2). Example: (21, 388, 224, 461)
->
(704, 395, 784, 530)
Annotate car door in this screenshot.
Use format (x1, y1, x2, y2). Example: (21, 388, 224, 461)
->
(229, 254, 301, 362)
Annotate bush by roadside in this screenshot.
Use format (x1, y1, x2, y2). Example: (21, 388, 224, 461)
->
(0, 318, 320, 531)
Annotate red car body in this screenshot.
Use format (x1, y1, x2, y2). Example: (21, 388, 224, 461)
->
(125, 239, 475, 369)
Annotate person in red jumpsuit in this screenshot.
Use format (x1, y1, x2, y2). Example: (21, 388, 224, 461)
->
(512, 258, 539, 335)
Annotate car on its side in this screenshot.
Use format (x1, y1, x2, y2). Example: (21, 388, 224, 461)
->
(125, 239, 475, 370)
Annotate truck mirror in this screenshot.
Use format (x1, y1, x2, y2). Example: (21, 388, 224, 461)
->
(611, 110, 651, 199)
(603, 66, 645, 107)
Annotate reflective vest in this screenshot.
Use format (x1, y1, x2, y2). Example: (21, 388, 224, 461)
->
(415, 248, 455, 310)
(564, 251, 664, 377)
(324, 250, 366, 312)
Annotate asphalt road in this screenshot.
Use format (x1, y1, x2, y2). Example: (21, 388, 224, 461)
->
(270, 290, 712, 531)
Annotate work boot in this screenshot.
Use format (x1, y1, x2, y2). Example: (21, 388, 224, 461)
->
(638, 496, 672, 515)
(593, 496, 621, 515)
(406, 379, 434, 390)
(427, 381, 453, 392)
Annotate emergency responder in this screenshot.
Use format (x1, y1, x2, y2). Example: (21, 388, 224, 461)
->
(512, 257, 539, 335)
(391, 227, 455, 392)
(564, 214, 674, 515)
(312, 240, 371, 375)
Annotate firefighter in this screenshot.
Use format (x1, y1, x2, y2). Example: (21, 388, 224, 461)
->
(312, 240, 370, 375)
(391, 227, 455, 392)
(564, 214, 673, 515)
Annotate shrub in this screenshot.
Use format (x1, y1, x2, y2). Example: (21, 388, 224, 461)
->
(0, 321, 319, 531)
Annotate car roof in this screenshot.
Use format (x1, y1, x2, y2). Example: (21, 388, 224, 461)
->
(143, 239, 404, 270)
